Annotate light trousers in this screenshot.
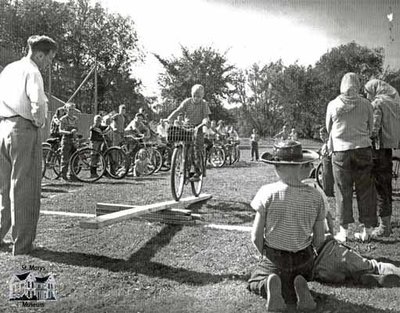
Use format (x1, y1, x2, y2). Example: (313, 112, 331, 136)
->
(0, 117, 42, 255)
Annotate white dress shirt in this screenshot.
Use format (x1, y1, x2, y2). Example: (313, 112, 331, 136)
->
(0, 57, 48, 127)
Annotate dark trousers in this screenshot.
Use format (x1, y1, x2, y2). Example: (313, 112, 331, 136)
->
(322, 156, 334, 197)
(251, 141, 259, 160)
(372, 148, 393, 218)
(248, 245, 315, 304)
(60, 137, 76, 177)
(332, 147, 377, 227)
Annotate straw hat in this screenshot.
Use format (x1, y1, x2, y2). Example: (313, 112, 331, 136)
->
(261, 140, 318, 165)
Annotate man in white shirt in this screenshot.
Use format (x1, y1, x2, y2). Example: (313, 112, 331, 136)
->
(0, 35, 57, 255)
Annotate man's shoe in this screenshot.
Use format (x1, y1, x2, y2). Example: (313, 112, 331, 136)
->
(334, 225, 349, 243)
(360, 274, 400, 287)
(354, 227, 372, 242)
(294, 275, 317, 311)
(371, 216, 392, 238)
(0, 240, 12, 252)
(265, 274, 287, 312)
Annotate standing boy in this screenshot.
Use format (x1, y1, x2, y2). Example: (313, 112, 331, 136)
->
(248, 141, 325, 312)
(59, 103, 79, 181)
(111, 104, 126, 147)
(250, 128, 260, 161)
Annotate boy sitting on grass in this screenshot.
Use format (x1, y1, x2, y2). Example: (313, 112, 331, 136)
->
(248, 140, 325, 312)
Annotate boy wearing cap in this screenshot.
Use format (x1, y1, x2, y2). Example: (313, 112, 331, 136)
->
(248, 140, 325, 312)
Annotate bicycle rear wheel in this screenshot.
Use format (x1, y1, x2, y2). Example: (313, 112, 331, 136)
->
(42, 147, 61, 180)
(191, 152, 204, 197)
(70, 148, 105, 183)
(392, 156, 400, 197)
(170, 146, 185, 201)
(104, 147, 129, 179)
(159, 146, 173, 172)
(209, 146, 225, 168)
(133, 147, 159, 176)
(316, 162, 324, 189)
(150, 147, 163, 173)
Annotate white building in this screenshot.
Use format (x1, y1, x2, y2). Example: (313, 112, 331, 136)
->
(9, 272, 56, 301)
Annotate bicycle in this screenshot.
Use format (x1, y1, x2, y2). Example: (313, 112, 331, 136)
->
(224, 138, 240, 165)
(206, 140, 226, 168)
(104, 134, 162, 178)
(42, 138, 61, 180)
(168, 125, 205, 201)
(155, 139, 173, 172)
(42, 135, 106, 183)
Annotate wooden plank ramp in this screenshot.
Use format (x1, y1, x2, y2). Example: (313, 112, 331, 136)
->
(80, 194, 211, 229)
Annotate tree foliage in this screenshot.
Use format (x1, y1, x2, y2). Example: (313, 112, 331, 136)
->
(0, 0, 144, 114)
(229, 42, 386, 138)
(154, 46, 236, 123)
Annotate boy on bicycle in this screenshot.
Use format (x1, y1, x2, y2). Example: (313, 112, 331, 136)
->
(166, 84, 211, 179)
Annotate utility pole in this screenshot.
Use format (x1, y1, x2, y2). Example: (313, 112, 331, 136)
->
(94, 60, 98, 115)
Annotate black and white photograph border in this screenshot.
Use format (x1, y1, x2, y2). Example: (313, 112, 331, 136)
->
(0, 0, 400, 312)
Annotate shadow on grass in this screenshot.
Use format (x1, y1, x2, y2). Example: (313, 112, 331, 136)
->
(198, 201, 254, 224)
(311, 291, 396, 313)
(93, 180, 146, 185)
(31, 224, 248, 286)
(42, 188, 69, 193)
(41, 182, 83, 188)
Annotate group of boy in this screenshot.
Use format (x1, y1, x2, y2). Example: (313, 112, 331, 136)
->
(49, 102, 155, 180)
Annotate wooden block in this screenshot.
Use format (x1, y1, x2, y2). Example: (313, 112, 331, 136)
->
(80, 194, 211, 229)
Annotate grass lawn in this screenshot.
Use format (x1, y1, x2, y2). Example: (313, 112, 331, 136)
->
(1, 144, 400, 313)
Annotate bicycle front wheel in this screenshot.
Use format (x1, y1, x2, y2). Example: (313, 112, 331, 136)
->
(191, 151, 204, 197)
(104, 147, 129, 179)
(171, 146, 185, 201)
(392, 156, 400, 197)
(70, 148, 105, 183)
(42, 146, 61, 180)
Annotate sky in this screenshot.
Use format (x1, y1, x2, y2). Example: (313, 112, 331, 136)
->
(94, 0, 400, 97)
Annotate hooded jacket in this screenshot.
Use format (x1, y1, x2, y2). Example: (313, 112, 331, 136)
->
(364, 79, 400, 149)
(326, 73, 373, 152)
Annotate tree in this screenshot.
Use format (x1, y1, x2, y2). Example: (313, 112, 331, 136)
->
(154, 46, 236, 123)
(311, 42, 384, 128)
(229, 42, 385, 138)
(229, 62, 287, 137)
(0, 0, 145, 114)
